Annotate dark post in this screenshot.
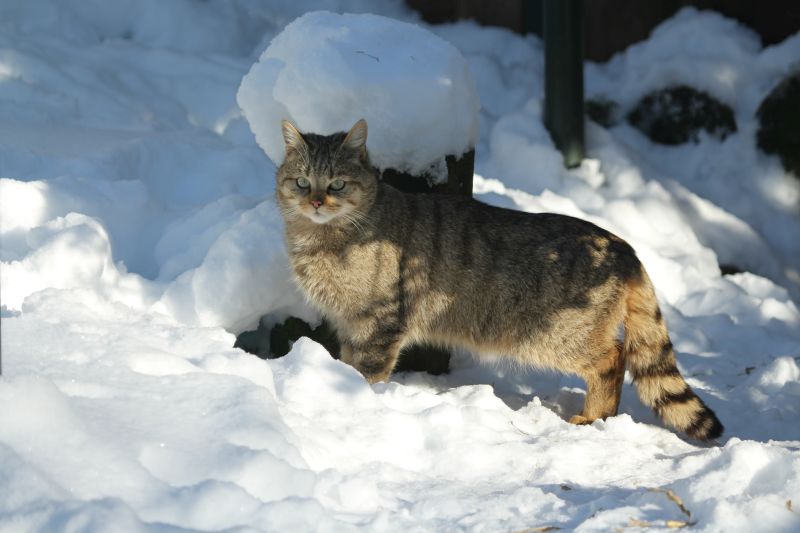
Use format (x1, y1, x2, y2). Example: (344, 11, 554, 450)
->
(543, 0, 585, 168)
(445, 150, 475, 197)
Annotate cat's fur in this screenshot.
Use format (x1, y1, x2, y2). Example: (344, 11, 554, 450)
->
(275, 118, 723, 441)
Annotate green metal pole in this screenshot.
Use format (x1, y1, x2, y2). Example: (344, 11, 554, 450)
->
(543, 0, 585, 168)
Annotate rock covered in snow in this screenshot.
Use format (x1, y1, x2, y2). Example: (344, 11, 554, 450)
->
(237, 11, 480, 178)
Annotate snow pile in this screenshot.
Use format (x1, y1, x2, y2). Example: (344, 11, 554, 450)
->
(2, 2, 800, 531)
(237, 11, 480, 177)
(4, 299, 800, 530)
(154, 200, 310, 333)
(585, 8, 800, 287)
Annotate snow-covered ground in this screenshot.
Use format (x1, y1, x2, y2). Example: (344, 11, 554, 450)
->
(2, 2, 800, 531)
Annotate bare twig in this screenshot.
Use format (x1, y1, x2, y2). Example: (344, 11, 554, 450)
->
(649, 488, 692, 518)
(615, 488, 697, 530)
(354, 50, 379, 62)
(624, 517, 693, 529)
(665, 520, 693, 528)
(509, 420, 534, 436)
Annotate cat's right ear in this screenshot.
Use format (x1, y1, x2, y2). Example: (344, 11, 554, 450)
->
(342, 118, 368, 160)
(281, 120, 307, 156)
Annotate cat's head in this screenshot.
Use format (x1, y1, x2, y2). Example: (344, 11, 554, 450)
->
(275, 119, 377, 225)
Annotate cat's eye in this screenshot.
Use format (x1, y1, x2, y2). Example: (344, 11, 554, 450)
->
(329, 179, 346, 191)
(296, 177, 311, 189)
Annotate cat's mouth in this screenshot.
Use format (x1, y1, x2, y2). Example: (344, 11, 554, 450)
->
(305, 208, 337, 224)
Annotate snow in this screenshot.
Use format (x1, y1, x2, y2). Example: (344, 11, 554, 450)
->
(585, 8, 800, 290)
(237, 11, 480, 178)
(2, 2, 800, 531)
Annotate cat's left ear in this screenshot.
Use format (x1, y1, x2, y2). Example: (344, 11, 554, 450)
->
(281, 120, 308, 156)
(342, 118, 368, 159)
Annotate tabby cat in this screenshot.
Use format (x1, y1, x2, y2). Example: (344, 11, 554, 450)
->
(275, 118, 723, 441)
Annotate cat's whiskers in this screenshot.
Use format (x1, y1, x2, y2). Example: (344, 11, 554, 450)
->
(351, 209, 375, 231)
(342, 211, 367, 238)
(281, 204, 302, 220)
(349, 209, 372, 227)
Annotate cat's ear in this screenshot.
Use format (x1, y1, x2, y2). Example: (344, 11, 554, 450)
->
(342, 118, 368, 158)
(281, 120, 307, 156)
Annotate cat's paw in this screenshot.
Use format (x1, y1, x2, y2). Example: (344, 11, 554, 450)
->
(363, 370, 392, 385)
(568, 414, 594, 425)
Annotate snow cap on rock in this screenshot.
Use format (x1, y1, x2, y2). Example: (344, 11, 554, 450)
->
(237, 11, 480, 178)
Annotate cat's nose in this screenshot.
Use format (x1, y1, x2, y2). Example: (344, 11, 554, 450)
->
(311, 199, 323, 209)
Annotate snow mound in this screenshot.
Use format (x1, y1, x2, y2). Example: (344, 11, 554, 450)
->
(154, 200, 311, 333)
(586, 8, 762, 109)
(0, 207, 158, 311)
(237, 11, 480, 177)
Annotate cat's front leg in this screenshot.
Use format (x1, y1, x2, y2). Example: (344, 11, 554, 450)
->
(339, 335, 403, 384)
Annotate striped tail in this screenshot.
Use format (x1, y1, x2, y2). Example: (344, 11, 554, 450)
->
(623, 270, 724, 441)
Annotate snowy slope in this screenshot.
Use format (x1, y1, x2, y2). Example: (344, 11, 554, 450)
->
(1, 2, 800, 532)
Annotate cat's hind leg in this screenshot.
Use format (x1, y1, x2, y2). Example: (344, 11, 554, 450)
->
(570, 341, 625, 425)
(339, 335, 403, 384)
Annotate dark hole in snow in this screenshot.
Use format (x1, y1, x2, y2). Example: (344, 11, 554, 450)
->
(234, 317, 450, 375)
(585, 98, 619, 128)
(627, 85, 737, 145)
(719, 264, 745, 276)
(757, 71, 800, 180)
